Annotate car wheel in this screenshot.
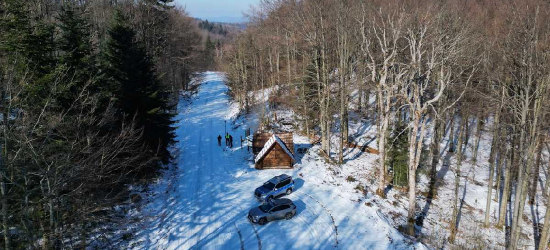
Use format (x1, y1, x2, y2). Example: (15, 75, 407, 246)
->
(285, 212, 293, 220)
(258, 217, 267, 225)
(286, 188, 292, 195)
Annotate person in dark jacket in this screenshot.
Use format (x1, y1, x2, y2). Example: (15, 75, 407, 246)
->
(217, 135, 222, 146)
(225, 133, 229, 146)
(229, 134, 233, 148)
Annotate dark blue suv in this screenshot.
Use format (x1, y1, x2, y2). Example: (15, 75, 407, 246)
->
(254, 174, 294, 202)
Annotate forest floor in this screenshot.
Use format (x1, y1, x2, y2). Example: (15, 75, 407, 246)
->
(127, 72, 426, 250)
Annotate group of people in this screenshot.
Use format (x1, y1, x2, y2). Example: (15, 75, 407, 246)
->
(217, 133, 233, 148)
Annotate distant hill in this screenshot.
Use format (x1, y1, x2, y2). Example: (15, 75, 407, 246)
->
(194, 18, 245, 37)
(197, 19, 227, 35)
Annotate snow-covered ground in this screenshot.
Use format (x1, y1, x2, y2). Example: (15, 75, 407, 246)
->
(129, 72, 425, 250)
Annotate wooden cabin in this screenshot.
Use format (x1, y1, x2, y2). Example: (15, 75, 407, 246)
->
(253, 132, 294, 169)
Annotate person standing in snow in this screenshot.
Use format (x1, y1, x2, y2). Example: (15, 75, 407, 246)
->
(217, 135, 222, 146)
(229, 134, 233, 148)
(225, 133, 229, 146)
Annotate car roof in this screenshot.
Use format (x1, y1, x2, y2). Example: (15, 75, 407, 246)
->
(270, 198, 293, 206)
(268, 174, 292, 184)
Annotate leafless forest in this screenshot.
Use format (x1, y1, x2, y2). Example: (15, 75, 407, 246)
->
(223, 0, 550, 249)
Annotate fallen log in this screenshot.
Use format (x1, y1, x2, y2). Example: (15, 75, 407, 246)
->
(346, 142, 379, 154)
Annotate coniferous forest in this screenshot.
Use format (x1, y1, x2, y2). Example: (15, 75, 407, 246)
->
(0, 0, 210, 248)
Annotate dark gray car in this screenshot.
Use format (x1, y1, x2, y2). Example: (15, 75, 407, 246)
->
(248, 198, 297, 225)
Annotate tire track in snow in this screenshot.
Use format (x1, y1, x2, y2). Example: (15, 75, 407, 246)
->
(191, 117, 251, 249)
(139, 92, 198, 248)
(250, 223, 263, 250)
(214, 143, 263, 250)
(194, 118, 229, 250)
(304, 193, 339, 249)
(202, 118, 226, 250)
(233, 222, 245, 250)
(293, 207, 322, 244)
(138, 75, 262, 249)
(221, 175, 263, 250)
(188, 125, 204, 248)
(200, 118, 217, 249)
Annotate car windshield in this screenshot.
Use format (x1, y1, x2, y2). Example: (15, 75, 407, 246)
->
(262, 181, 275, 190)
(259, 203, 273, 212)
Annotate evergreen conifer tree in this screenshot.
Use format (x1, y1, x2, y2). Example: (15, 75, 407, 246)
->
(2, 0, 56, 110)
(100, 11, 175, 166)
(387, 124, 409, 187)
(56, 5, 94, 110)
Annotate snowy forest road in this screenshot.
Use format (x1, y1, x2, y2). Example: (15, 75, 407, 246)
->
(133, 72, 424, 250)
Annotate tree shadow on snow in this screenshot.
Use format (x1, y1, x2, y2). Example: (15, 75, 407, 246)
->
(294, 143, 314, 165)
(418, 150, 453, 233)
(530, 202, 541, 249)
(455, 177, 468, 231)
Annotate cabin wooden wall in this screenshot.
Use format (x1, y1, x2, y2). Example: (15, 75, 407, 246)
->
(252, 133, 271, 154)
(277, 133, 294, 154)
(257, 144, 293, 169)
(253, 132, 295, 169)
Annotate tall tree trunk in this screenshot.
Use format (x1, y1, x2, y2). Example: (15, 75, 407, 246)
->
(407, 111, 429, 236)
(495, 88, 506, 202)
(538, 160, 550, 250)
(358, 82, 363, 112)
(376, 95, 389, 198)
(339, 82, 345, 165)
(472, 112, 483, 163)
(286, 33, 291, 84)
(0, 144, 9, 250)
(276, 48, 280, 86)
(429, 102, 445, 196)
(338, 24, 348, 165)
(269, 52, 274, 89)
(463, 116, 471, 150)
(537, 180, 550, 250)
(510, 86, 539, 250)
(301, 61, 309, 136)
(485, 98, 502, 227)
(364, 88, 370, 118)
(497, 142, 512, 228)
(313, 50, 326, 154)
(376, 68, 391, 198)
(450, 118, 466, 243)
(495, 149, 502, 201)
(529, 132, 544, 205)
(1, 86, 10, 250)
(448, 111, 456, 152)
(484, 127, 499, 227)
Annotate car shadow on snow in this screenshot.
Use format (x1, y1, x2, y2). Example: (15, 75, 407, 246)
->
(293, 177, 305, 192)
(293, 199, 307, 216)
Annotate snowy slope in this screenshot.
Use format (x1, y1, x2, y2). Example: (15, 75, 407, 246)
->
(130, 72, 425, 249)
(130, 72, 425, 250)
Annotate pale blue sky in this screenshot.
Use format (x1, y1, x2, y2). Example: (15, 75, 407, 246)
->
(175, 0, 260, 23)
